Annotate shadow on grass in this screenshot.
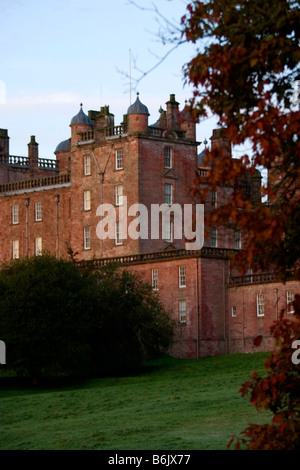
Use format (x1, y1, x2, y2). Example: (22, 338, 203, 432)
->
(0, 355, 176, 393)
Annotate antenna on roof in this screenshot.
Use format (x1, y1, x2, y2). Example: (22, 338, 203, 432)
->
(129, 49, 132, 106)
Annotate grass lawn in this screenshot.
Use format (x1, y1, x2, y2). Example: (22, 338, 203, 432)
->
(0, 352, 271, 450)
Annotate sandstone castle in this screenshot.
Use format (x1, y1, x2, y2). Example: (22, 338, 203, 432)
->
(0, 93, 298, 358)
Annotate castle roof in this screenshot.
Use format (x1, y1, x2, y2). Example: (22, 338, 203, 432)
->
(197, 149, 206, 166)
(55, 138, 70, 153)
(70, 104, 93, 127)
(127, 93, 149, 115)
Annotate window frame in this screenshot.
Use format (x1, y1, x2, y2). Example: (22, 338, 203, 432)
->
(164, 147, 172, 168)
(152, 268, 158, 291)
(234, 230, 241, 250)
(115, 149, 123, 170)
(83, 190, 91, 211)
(115, 184, 123, 206)
(12, 205, 19, 225)
(179, 265, 186, 288)
(35, 202, 42, 222)
(115, 220, 123, 245)
(35, 236, 42, 256)
(84, 226, 91, 250)
(164, 220, 173, 242)
(211, 227, 217, 247)
(256, 293, 264, 317)
(164, 183, 172, 205)
(84, 154, 91, 176)
(210, 190, 217, 209)
(179, 300, 187, 323)
(12, 239, 19, 259)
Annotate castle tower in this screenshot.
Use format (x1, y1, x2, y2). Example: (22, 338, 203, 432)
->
(54, 138, 71, 173)
(70, 104, 93, 146)
(127, 93, 149, 134)
(179, 101, 197, 140)
(210, 128, 232, 157)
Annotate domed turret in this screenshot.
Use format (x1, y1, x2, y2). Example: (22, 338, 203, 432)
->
(55, 138, 70, 153)
(70, 104, 93, 145)
(54, 138, 71, 173)
(70, 104, 93, 127)
(127, 93, 149, 134)
(127, 93, 149, 116)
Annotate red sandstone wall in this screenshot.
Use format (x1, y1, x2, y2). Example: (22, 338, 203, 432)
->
(0, 187, 71, 262)
(228, 280, 300, 353)
(68, 138, 141, 260)
(198, 257, 230, 356)
(129, 256, 200, 359)
(138, 137, 199, 253)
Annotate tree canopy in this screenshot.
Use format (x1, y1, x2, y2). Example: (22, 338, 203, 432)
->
(181, 0, 300, 278)
(0, 255, 175, 381)
(179, 0, 300, 450)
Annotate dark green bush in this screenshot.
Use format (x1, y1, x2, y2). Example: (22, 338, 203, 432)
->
(0, 256, 174, 380)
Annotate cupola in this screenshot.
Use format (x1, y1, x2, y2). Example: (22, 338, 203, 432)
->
(70, 104, 93, 127)
(70, 104, 93, 145)
(127, 93, 149, 134)
(54, 138, 71, 173)
(55, 138, 70, 153)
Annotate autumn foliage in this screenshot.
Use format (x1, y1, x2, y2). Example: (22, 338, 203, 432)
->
(180, 0, 300, 450)
(181, 0, 300, 278)
(228, 296, 300, 450)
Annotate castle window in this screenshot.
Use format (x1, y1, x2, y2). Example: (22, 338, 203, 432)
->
(84, 155, 91, 175)
(164, 220, 173, 242)
(234, 230, 241, 250)
(84, 190, 91, 211)
(116, 149, 123, 170)
(115, 221, 123, 245)
(256, 293, 264, 317)
(84, 226, 91, 250)
(164, 147, 172, 168)
(179, 266, 186, 288)
(210, 190, 217, 209)
(164, 183, 172, 205)
(211, 228, 217, 247)
(152, 269, 158, 291)
(35, 236, 42, 256)
(12, 205, 19, 224)
(12, 239, 19, 259)
(232, 306, 237, 317)
(35, 202, 42, 221)
(115, 185, 123, 206)
(179, 300, 187, 323)
(287, 290, 295, 314)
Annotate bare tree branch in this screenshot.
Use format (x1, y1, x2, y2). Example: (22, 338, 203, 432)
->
(119, 0, 187, 90)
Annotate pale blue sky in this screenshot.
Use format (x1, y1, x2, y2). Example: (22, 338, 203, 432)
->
(0, 0, 218, 158)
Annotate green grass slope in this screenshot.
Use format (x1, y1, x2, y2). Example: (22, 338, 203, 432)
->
(0, 353, 271, 450)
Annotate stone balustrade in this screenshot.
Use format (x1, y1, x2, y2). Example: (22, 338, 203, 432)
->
(0, 173, 70, 194)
